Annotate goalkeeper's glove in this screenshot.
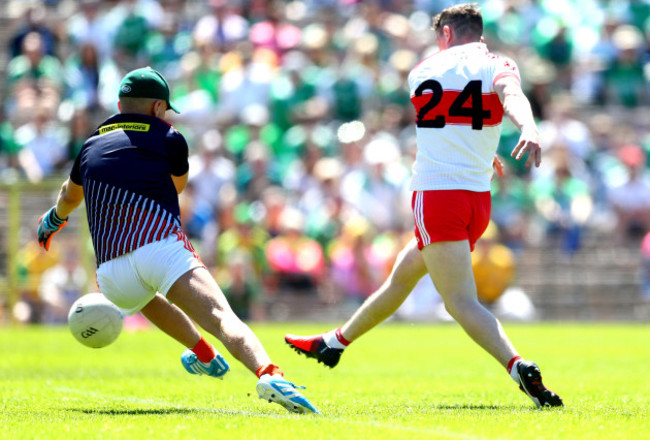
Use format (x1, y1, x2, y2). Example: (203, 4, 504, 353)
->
(37, 206, 68, 251)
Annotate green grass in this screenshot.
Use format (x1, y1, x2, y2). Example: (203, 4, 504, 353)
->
(1, 323, 649, 439)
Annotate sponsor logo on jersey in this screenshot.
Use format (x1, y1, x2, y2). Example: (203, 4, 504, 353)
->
(99, 123, 151, 135)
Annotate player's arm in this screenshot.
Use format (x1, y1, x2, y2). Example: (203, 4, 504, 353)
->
(37, 178, 84, 251)
(494, 75, 541, 168)
(167, 131, 189, 194)
(55, 178, 85, 218)
(171, 172, 188, 194)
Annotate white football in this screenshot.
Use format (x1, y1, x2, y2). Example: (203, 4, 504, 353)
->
(68, 293, 124, 348)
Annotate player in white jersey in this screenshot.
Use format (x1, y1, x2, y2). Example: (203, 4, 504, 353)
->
(286, 3, 563, 408)
(409, 40, 519, 192)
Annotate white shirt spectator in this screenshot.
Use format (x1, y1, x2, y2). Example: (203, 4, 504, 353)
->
(193, 7, 249, 48)
(15, 113, 67, 182)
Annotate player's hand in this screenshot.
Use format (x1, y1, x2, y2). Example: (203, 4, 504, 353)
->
(510, 127, 542, 168)
(37, 206, 68, 251)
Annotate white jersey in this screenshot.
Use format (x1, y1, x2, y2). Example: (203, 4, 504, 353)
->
(408, 42, 520, 191)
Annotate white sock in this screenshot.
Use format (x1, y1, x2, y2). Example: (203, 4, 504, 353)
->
(323, 329, 347, 350)
(509, 358, 522, 384)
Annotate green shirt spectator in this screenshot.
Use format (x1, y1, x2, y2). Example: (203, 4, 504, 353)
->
(145, 16, 192, 77)
(0, 120, 20, 157)
(7, 31, 62, 88)
(113, 10, 149, 58)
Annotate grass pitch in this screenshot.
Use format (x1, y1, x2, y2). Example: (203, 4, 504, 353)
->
(1, 322, 648, 439)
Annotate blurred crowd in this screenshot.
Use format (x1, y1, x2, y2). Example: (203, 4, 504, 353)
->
(3, 0, 650, 323)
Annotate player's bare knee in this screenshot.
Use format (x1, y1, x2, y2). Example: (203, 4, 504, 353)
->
(443, 295, 481, 318)
(206, 305, 231, 325)
(219, 312, 250, 339)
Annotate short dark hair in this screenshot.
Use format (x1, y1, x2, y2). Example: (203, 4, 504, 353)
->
(432, 3, 483, 42)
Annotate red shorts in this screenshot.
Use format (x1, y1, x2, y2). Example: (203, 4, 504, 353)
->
(412, 190, 491, 251)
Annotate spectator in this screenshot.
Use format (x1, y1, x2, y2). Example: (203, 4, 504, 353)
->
(298, 156, 350, 247)
(13, 235, 60, 324)
(65, 109, 93, 163)
(214, 251, 266, 321)
(38, 246, 88, 324)
(145, 13, 192, 78)
(268, 51, 317, 131)
(327, 216, 382, 304)
(530, 148, 593, 255)
(356, 135, 405, 231)
(490, 164, 533, 252)
(604, 25, 647, 108)
(112, 0, 150, 70)
(607, 144, 650, 242)
(179, 179, 216, 242)
(217, 44, 274, 123)
(265, 207, 326, 296)
(541, 24, 573, 88)
(14, 107, 67, 182)
(572, 17, 619, 105)
(66, 0, 113, 60)
(538, 93, 594, 162)
(8, 3, 58, 59)
(380, 50, 417, 109)
(258, 185, 288, 237)
(6, 31, 63, 123)
(237, 140, 282, 202)
(471, 221, 516, 304)
(522, 56, 556, 120)
(192, 0, 249, 52)
(284, 143, 327, 210)
(249, 1, 302, 58)
(170, 47, 222, 131)
(0, 112, 20, 174)
(62, 41, 121, 114)
(217, 202, 270, 281)
(188, 129, 236, 210)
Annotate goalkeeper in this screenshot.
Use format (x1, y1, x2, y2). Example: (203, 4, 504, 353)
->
(37, 67, 319, 415)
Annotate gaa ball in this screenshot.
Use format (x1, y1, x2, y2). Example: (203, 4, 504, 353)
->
(68, 293, 123, 348)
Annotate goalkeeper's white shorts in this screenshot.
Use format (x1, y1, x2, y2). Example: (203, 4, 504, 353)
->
(96, 231, 203, 315)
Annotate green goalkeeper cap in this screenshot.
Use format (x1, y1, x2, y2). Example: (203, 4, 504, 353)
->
(118, 67, 179, 113)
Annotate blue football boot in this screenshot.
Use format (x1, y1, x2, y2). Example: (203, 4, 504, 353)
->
(256, 374, 321, 414)
(181, 349, 229, 379)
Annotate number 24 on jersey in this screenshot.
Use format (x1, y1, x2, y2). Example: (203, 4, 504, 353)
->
(411, 80, 504, 130)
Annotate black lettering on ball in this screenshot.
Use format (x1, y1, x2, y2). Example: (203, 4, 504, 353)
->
(81, 327, 99, 338)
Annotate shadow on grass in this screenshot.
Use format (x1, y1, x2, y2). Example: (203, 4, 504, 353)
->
(66, 406, 288, 418)
(435, 404, 520, 410)
(68, 407, 198, 416)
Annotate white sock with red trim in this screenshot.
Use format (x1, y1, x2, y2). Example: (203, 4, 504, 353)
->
(323, 328, 351, 350)
(507, 355, 522, 383)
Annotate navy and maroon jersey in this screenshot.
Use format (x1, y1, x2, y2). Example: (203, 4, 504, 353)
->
(70, 113, 189, 266)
